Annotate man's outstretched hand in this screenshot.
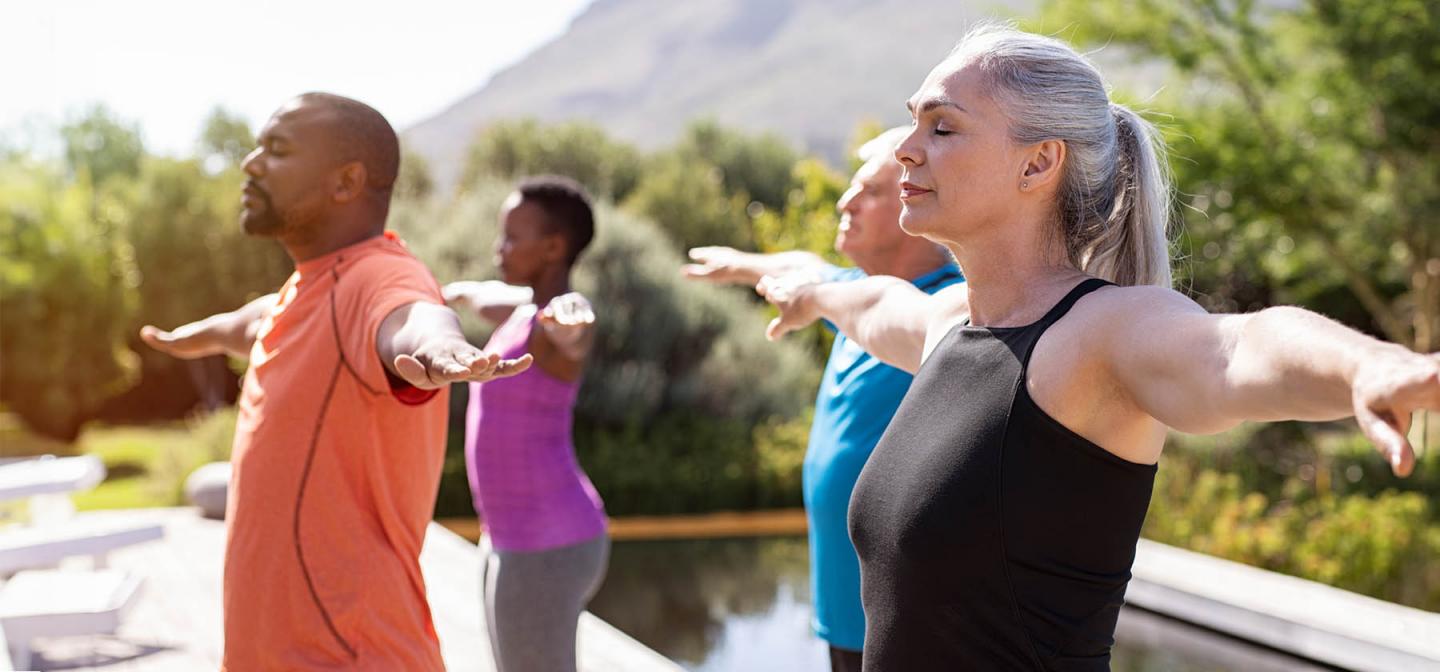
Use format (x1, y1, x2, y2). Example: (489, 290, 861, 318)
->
(139, 324, 226, 360)
(392, 338, 532, 390)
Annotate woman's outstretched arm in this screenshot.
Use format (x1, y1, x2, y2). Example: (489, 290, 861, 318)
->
(1095, 286, 1438, 476)
(442, 280, 534, 324)
(757, 273, 968, 374)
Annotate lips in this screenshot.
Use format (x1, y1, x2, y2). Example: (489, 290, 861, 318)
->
(241, 182, 271, 209)
(900, 181, 933, 199)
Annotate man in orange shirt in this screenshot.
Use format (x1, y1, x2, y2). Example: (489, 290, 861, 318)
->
(141, 92, 526, 670)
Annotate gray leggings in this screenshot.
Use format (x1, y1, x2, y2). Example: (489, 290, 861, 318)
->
(481, 534, 610, 672)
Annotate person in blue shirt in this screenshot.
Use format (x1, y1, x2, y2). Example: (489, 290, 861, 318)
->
(682, 127, 962, 672)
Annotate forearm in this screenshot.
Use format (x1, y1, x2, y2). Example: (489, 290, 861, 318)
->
(732, 251, 829, 284)
(443, 280, 532, 317)
(763, 251, 829, 276)
(379, 302, 469, 377)
(226, 293, 279, 357)
(162, 293, 273, 359)
(810, 276, 928, 372)
(1225, 306, 1401, 422)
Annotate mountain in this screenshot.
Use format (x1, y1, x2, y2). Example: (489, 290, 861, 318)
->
(405, 0, 1159, 188)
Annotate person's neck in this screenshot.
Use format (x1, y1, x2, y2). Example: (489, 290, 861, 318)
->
(947, 224, 1087, 327)
(528, 266, 572, 307)
(857, 240, 952, 280)
(283, 212, 386, 264)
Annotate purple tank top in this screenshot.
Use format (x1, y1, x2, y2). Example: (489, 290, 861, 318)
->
(465, 306, 607, 551)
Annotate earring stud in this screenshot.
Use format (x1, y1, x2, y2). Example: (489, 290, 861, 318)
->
(1021, 181, 1029, 189)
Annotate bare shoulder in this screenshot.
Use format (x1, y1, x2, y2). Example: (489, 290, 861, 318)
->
(1056, 283, 1221, 378)
(1069, 283, 1207, 331)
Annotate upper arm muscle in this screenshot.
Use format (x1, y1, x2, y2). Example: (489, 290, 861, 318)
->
(1096, 287, 1243, 434)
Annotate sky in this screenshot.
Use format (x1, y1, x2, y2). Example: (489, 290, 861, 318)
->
(0, 0, 593, 156)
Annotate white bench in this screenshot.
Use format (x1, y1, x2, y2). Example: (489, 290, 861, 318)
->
(0, 456, 164, 668)
(0, 518, 165, 575)
(0, 456, 105, 502)
(0, 569, 144, 670)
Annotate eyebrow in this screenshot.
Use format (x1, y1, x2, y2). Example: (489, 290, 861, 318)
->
(906, 97, 967, 115)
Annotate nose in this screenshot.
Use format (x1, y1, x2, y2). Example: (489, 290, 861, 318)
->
(241, 146, 264, 177)
(894, 126, 924, 167)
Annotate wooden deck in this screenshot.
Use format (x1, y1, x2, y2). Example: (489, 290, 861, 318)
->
(18, 508, 680, 671)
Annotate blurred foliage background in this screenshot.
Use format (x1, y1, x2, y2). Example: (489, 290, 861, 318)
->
(1, 0, 1436, 609)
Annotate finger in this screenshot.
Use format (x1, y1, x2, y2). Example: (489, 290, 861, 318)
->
(139, 325, 181, 355)
(573, 305, 596, 325)
(394, 354, 433, 388)
(494, 354, 533, 377)
(680, 264, 714, 278)
(1355, 403, 1415, 477)
(755, 276, 773, 299)
(766, 316, 788, 342)
(470, 354, 532, 382)
(555, 303, 593, 326)
(139, 325, 170, 344)
(467, 351, 500, 376)
(687, 247, 721, 261)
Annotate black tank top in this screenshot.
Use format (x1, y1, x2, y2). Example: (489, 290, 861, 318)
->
(848, 278, 1156, 671)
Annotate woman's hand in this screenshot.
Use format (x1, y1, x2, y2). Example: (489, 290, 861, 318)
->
(538, 292, 597, 352)
(756, 272, 825, 341)
(1349, 349, 1440, 477)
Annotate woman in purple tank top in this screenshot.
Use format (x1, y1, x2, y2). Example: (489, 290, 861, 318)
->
(443, 176, 608, 672)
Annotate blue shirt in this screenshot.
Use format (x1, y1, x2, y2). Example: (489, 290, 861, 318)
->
(804, 262, 964, 651)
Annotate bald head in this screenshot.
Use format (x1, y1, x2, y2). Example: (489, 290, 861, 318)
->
(290, 92, 400, 195)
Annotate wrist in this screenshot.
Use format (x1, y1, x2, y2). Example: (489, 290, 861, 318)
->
(1346, 342, 1411, 387)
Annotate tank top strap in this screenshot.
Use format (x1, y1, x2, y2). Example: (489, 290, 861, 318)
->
(1017, 277, 1113, 366)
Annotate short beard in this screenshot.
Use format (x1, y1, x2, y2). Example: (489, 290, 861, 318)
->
(240, 185, 285, 236)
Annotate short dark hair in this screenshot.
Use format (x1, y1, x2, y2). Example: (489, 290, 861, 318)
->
(296, 92, 400, 194)
(516, 175, 595, 266)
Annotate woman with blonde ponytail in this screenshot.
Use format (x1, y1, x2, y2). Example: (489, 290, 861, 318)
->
(756, 23, 1439, 670)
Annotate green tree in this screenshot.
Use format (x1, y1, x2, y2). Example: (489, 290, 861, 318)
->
(60, 105, 144, 187)
(125, 156, 291, 332)
(459, 119, 642, 201)
(197, 107, 254, 168)
(750, 158, 848, 261)
(1040, 0, 1440, 350)
(673, 119, 800, 212)
(0, 159, 140, 440)
(623, 154, 753, 252)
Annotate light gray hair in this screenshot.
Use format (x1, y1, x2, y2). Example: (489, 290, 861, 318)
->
(948, 23, 1172, 287)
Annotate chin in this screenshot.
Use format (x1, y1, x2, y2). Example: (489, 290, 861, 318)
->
(240, 208, 285, 237)
(898, 210, 932, 237)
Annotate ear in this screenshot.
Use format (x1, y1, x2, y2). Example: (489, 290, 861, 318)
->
(542, 231, 569, 264)
(333, 161, 368, 203)
(1017, 139, 1066, 193)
